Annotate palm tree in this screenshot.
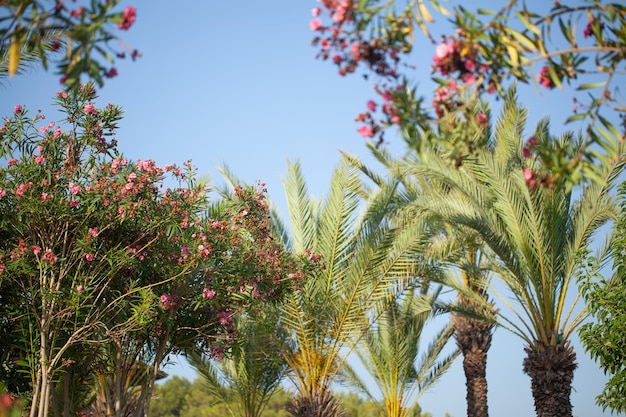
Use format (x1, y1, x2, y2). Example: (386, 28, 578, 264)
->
(411, 95, 625, 417)
(339, 285, 459, 417)
(347, 146, 496, 417)
(187, 309, 288, 417)
(279, 158, 435, 417)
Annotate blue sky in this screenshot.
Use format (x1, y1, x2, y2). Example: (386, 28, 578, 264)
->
(2, 1, 616, 416)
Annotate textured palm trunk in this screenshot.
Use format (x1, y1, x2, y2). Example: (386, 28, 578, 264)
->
(286, 386, 344, 417)
(453, 297, 493, 417)
(522, 342, 577, 417)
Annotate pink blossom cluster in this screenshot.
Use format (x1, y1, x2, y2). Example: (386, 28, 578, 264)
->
(160, 293, 176, 310)
(310, 0, 402, 80)
(355, 84, 402, 143)
(536, 66, 556, 89)
(583, 19, 603, 38)
(117, 6, 137, 30)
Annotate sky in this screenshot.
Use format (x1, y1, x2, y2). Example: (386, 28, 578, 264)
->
(1, 1, 619, 416)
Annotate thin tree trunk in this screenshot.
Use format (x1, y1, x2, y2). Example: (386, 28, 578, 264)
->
(453, 297, 493, 417)
(522, 342, 577, 417)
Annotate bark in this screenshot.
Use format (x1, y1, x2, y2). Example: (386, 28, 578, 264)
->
(286, 386, 345, 417)
(523, 342, 577, 417)
(453, 297, 494, 417)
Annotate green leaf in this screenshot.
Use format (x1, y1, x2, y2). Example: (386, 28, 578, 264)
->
(515, 10, 541, 35)
(565, 113, 590, 123)
(429, 0, 450, 17)
(504, 27, 537, 51)
(558, 17, 574, 45)
(576, 81, 606, 91)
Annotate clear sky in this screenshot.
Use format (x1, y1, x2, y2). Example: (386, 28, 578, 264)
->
(2, 1, 616, 416)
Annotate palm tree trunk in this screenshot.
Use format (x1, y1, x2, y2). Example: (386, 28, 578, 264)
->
(522, 342, 577, 417)
(453, 297, 493, 417)
(286, 386, 345, 417)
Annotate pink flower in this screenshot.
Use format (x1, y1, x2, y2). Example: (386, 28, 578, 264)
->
(70, 6, 84, 18)
(0, 264, 4, 275)
(332, 54, 342, 65)
(105, 67, 118, 78)
(7, 158, 18, 166)
(160, 293, 176, 309)
(464, 59, 476, 71)
(42, 249, 58, 264)
(0, 188, 6, 199)
(15, 183, 27, 196)
(85, 254, 94, 262)
(537, 66, 555, 89)
(202, 288, 216, 299)
(32, 246, 42, 256)
(523, 168, 537, 188)
(476, 113, 489, 128)
(54, 126, 61, 138)
(76, 285, 84, 294)
(41, 192, 49, 200)
(522, 136, 538, 158)
(310, 18, 322, 31)
(35, 155, 45, 164)
(312, 7, 321, 16)
(332, 10, 345, 22)
(357, 125, 374, 138)
(462, 73, 476, 85)
(127, 172, 137, 181)
(118, 6, 137, 30)
(14, 105, 22, 114)
(350, 42, 361, 60)
(68, 182, 81, 195)
(366, 100, 376, 112)
(88, 227, 99, 238)
(434, 42, 455, 61)
(83, 104, 97, 115)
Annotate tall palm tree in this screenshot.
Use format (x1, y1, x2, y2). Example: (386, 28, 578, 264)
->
(347, 146, 496, 417)
(339, 285, 459, 417)
(411, 95, 625, 417)
(280, 158, 436, 417)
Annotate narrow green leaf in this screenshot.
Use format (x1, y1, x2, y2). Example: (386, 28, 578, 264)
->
(558, 17, 573, 45)
(576, 81, 605, 91)
(505, 27, 537, 51)
(429, 0, 450, 17)
(516, 11, 541, 35)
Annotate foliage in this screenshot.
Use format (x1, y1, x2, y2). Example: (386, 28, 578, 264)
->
(0, 0, 139, 86)
(278, 158, 437, 415)
(149, 376, 432, 417)
(579, 180, 626, 414)
(339, 285, 458, 417)
(187, 308, 289, 417)
(0, 85, 306, 417)
(403, 92, 625, 416)
(311, 0, 625, 187)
